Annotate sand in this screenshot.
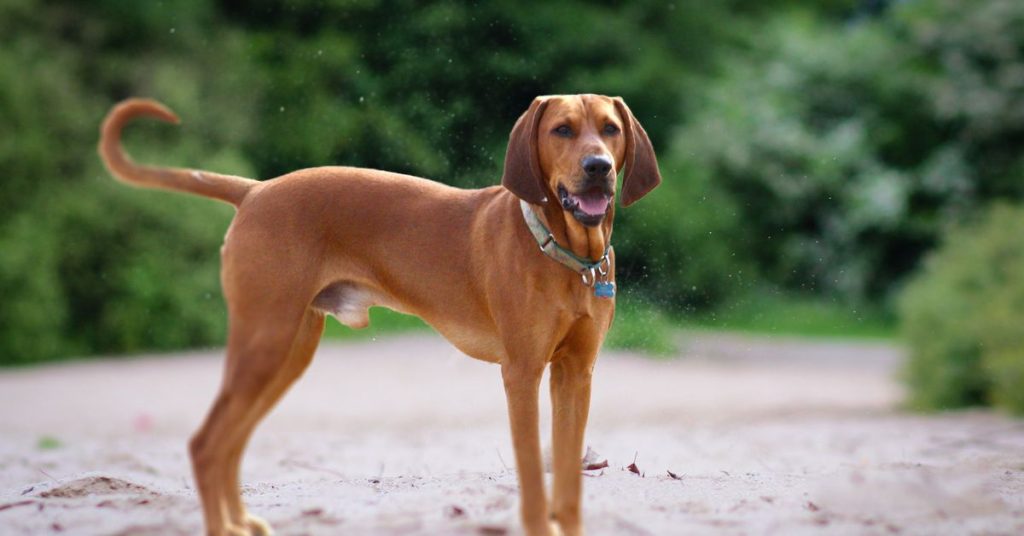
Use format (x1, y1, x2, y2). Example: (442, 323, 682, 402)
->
(1, 332, 1022, 535)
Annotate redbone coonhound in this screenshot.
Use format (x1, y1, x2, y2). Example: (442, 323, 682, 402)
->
(99, 94, 660, 536)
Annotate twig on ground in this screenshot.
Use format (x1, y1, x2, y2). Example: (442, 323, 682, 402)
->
(281, 459, 346, 479)
(0, 500, 36, 513)
(35, 466, 58, 484)
(496, 448, 510, 472)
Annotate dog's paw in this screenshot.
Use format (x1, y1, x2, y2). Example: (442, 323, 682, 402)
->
(245, 514, 273, 536)
(555, 522, 584, 536)
(223, 523, 251, 536)
(552, 514, 584, 536)
(525, 520, 562, 536)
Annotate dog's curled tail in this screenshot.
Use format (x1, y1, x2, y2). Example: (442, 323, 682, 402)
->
(99, 98, 256, 207)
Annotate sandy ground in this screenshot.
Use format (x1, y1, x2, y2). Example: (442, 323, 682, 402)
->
(1, 332, 1022, 535)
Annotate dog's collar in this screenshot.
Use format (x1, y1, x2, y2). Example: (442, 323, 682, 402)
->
(519, 200, 615, 297)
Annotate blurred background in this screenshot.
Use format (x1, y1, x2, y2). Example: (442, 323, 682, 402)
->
(1, 0, 1022, 415)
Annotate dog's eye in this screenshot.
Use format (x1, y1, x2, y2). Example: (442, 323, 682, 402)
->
(553, 125, 573, 138)
(603, 123, 620, 135)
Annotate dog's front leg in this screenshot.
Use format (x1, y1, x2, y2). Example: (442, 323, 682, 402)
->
(501, 358, 556, 536)
(549, 347, 597, 536)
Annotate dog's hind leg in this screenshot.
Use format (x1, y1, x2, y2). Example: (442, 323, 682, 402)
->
(188, 301, 312, 536)
(220, 308, 325, 535)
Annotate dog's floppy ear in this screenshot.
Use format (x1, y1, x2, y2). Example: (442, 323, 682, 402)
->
(614, 98, 662, 207)
(502, 97, 551, 204)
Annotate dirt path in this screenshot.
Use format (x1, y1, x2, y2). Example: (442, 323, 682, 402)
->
(1, 333, 1021, 535)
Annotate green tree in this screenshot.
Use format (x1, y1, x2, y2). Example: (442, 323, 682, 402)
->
(670, 0, 1024, 304)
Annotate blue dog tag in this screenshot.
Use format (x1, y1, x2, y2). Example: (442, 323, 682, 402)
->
(594, 281, 616, 299)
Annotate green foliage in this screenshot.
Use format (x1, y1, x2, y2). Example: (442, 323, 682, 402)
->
(0, 178, 233, 364)
(0, 0, 759, 363)
(54, 182, 232, 354)
(2, 0, 1023, 365)
(671, 0, 1024, 303)
(615, 158, 750, 312)
(604, 294, 679, 356)
(698, 291, 894, 340)
(219, 0, 754, 183)
(0, 211, 68, 362)
(322, 307, 428, 340)
(36, 436, 62, 450)
(985, 351, 1024, 416)
(899, 204, 1024, 414)
(0, 0, 253, 363)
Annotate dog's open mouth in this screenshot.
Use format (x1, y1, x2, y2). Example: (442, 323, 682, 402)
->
(559, 184, 611, 227)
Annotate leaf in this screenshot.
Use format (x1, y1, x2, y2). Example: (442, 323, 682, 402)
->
(626, 452, 641, 476)
(581, 446, 608, 471)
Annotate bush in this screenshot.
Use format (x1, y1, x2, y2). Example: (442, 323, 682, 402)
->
(0, 178, 233, 364)
(0, 0, 799, 364)
(671, 0, 1024, 304)
(614, 157, 751, 312)
(604, 294, 679, 356)
(899, 204, 1024, 414)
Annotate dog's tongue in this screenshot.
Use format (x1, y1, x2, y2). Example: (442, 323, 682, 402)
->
(576, 194, 610, 216)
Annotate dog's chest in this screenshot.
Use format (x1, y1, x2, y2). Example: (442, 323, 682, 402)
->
(430, 322, 503, 364)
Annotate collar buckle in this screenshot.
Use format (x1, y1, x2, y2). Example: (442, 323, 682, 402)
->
(520, 199, 614, 290)
(539, 234, 554, 252)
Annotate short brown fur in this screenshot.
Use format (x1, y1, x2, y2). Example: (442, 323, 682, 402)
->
(99, 94, 660, 536)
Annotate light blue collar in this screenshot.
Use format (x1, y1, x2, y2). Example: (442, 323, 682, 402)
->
(519, 200, 615, 298)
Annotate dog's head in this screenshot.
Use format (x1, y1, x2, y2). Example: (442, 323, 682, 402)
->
(502, 94, 661, 227)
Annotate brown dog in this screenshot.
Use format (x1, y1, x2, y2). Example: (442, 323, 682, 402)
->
(99, 94, 660, 536)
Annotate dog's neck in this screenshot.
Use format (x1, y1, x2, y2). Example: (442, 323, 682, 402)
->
(536, 199, 614, 262)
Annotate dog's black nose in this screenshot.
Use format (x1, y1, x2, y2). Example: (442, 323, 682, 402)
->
(581, 155, 613, 178)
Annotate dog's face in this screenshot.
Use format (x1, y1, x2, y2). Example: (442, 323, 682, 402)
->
(537, 95, 626, 227)
(502, 94, 661, 227)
